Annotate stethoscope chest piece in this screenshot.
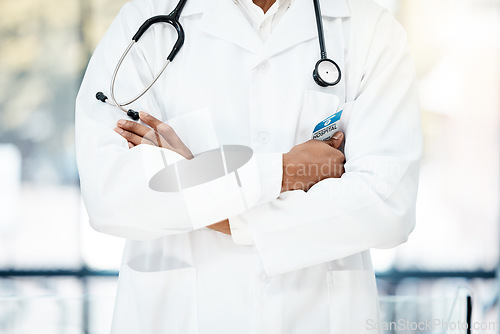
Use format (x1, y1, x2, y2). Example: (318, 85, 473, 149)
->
(313, 58, 341, 87)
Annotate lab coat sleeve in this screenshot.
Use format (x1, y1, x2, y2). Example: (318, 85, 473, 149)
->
(75, 1, 280, 240)
(230, 152, 283, 244)
(228, 10, 423, 275)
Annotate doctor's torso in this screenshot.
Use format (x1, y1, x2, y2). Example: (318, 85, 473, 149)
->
(114, 0, 351, 153)
(110, 1, 358, 332)
(76, 0, 419, 332)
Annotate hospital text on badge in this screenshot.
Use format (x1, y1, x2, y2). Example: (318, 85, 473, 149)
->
(312, 109, 343, 141)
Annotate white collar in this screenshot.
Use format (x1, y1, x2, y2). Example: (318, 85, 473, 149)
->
(182, 0, 350, 18)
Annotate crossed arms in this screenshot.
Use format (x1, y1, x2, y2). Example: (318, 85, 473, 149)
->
(114, 110, 346, 235)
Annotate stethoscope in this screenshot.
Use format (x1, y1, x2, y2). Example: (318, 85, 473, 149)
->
(311, 0, 342, 87)
(96, 0, 341, 120)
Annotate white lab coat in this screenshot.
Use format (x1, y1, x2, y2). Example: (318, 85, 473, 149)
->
(75, 0, 422, 332)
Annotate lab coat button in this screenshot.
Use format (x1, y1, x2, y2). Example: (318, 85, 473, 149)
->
(258, 61, 270, 73)
(260, 272, 272, 283)
(258, 132, 270, 144)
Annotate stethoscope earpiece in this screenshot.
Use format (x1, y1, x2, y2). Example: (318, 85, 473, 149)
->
(96, 92, 108, 103)
(127, 110, 140, 120)
(95, 92, 140, 120)
(313, 58, 341, 87)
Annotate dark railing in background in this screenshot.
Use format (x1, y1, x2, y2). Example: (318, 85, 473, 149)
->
(0, 268, 496, 279)
(0, 269, 494, 334)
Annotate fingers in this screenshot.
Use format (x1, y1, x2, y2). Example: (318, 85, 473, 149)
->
(139, 111, 194, 159)
(138, 110, 162, 127)
(116, 118, 173, 149)
(139, 111, 186, 150)
(117, 112, 194, 160)
(114, 127, 154, 147)
(325, 131, 344, 149)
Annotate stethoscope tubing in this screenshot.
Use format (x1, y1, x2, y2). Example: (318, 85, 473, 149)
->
(102, 0, 187, 112)
(108, 40, 172, 113)
(98, 0, 341, 119)
(312, 0, 327, 59)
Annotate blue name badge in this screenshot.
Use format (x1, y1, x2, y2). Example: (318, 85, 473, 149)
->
(312, 109, 343, 141)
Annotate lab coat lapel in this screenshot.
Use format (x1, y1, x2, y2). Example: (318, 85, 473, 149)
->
(264, 0, 351, 59)
(200, 0, 263, 54)
(264, 0, 317, 58)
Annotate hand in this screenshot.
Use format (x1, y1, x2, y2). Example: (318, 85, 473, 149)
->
(282, 132, 345, 192)
(207, 219, 231, 235)
(114, 111, 193, 159)
(116, 112, 231, 235)
(206, 133, 345, 234)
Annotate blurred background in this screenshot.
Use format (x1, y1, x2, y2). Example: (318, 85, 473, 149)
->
(0, 0, 498, 332)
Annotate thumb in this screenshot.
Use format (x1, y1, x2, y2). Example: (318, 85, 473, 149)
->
(325, 131, 344, 149)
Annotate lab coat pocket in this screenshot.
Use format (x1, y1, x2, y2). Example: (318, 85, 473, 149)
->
(335, 101, 355, 134)
(295, 90, 339, 144)
(327, 270, 380, 334)
(112, 265, 199, 334)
